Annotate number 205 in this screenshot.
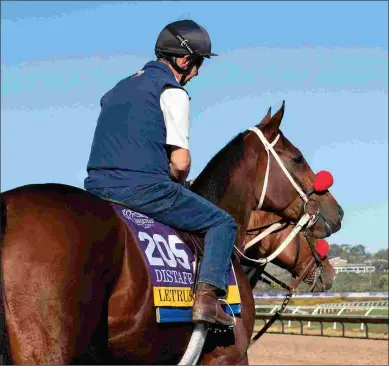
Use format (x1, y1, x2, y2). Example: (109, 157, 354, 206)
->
(138, 232, 191, 270)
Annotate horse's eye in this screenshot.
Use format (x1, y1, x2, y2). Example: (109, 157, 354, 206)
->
(293, 155, 305, 164)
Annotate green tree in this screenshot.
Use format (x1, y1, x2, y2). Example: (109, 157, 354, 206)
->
(340, 244, 352, 261)
(350, 244, 366, 256)
(373, 249, 388, 261)
(373, 259, 389, 272)
(328, 244, 343, 258)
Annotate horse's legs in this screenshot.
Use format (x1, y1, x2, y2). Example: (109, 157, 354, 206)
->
(200, 320, 251, 365)
(1, 194, 124, 364)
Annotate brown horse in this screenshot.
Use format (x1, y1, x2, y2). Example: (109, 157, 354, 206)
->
(0, 103, 343, 364)
(243, 210, 336, 292)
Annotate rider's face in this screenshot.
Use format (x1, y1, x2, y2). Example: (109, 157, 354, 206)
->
(182, 64, 199, 85)
(177, 56, 202, 85)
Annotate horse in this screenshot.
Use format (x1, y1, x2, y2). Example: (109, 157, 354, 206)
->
(0, 102, 343, 364)
(243, 210, 336, 293)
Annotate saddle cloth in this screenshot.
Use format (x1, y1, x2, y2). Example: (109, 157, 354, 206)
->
(110, 203, 241, 323)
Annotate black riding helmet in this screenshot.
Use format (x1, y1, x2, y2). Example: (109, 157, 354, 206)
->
(155, 20, 218, 85)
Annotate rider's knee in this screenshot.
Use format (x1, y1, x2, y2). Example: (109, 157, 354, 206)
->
(223, 212, 238, 233)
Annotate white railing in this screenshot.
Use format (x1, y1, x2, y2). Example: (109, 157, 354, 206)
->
(255, 300, 389, 330)
(253, 292, 388, 299)
(334, 265, 375, 273)
(254, 313, 389, 339)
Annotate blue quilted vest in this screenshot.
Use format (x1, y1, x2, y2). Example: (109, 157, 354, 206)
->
(84, 61, 188, 189)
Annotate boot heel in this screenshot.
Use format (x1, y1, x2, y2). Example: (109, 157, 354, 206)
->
(192, 312, 216, 324)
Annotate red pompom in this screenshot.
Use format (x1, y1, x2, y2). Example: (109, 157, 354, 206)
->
(316, 239, 329, 259)
(313, 170, 334, 192)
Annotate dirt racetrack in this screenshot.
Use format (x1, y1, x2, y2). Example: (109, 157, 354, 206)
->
(248, 333, 388, 365)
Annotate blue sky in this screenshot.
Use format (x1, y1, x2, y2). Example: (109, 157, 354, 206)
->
(1, 1, 388, 252)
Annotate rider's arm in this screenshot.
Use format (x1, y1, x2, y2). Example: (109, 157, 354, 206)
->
(160, 87, 191, 183)
(170, 147, 191, 183)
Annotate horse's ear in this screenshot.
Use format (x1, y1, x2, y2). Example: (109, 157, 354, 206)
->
(258, 107, 272, 128)
(263, 101, 285, 137)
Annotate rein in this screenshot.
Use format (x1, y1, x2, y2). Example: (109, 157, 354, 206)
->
(246, 219, 287, 234)
(248, 230, 325, 347)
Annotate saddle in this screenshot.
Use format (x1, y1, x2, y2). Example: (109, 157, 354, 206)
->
(109, 202, 242, 323)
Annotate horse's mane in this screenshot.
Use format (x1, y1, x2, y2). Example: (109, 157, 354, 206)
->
(191, 131, 249, 204)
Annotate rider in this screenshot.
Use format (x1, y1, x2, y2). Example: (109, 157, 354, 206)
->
(84, 20, 236, 327)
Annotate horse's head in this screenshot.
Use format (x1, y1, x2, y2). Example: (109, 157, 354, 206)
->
(246, 211, 336, 292)
(246, 102, 344, 238)
(271, 232, 335, 292)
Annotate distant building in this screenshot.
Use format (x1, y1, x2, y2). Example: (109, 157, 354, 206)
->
(329, 257, 348, 266)
(329, 257, 376, 274)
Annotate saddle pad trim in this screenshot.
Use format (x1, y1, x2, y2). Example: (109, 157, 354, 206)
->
(156, 304, 242, 323)
(154, 284, 241, 307)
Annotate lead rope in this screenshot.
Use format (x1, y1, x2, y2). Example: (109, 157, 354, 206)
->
(249, 256, 320, 347)
(249, 291, 293, 346)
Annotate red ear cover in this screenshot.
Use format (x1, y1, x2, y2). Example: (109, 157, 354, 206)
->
(316, 239, 329, 259)
(313, 171, 334, 192)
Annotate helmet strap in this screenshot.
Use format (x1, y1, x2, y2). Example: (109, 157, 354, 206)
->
(158, 52, 195, 86)
(172, 57, 196, 86)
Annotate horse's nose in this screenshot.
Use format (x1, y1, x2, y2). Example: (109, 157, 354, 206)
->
(338, 205, 344, 220)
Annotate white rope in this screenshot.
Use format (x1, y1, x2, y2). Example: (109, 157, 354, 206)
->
(257, 134, 280, 210)
(249, 127, 309, 204)
(257, 150, 270, 210)
(238, 126, 316, 265)
(236, 213, 311, 265)
(244, 222, 284, 252)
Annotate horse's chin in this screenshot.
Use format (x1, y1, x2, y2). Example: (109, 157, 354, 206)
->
(309, 281, 332, 293)
(309, 217, 338, 239)
(309, 225, 330, 239)
(305, 270, 334, 292)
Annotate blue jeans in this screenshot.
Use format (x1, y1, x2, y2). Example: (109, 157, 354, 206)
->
(87, 180, 237, 293)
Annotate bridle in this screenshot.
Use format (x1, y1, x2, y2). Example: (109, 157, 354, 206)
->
(234, 125, 332, 344)
(248, 126, 332, 232)
(234, 125, 333, 267)
(248, 227, 327, 294)
(246, 228, 329, 346)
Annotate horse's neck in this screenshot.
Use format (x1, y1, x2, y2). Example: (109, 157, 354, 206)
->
(192, 139, 265, 250)
(249, 211, 284, 228)
(220, 163, 262, 250)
